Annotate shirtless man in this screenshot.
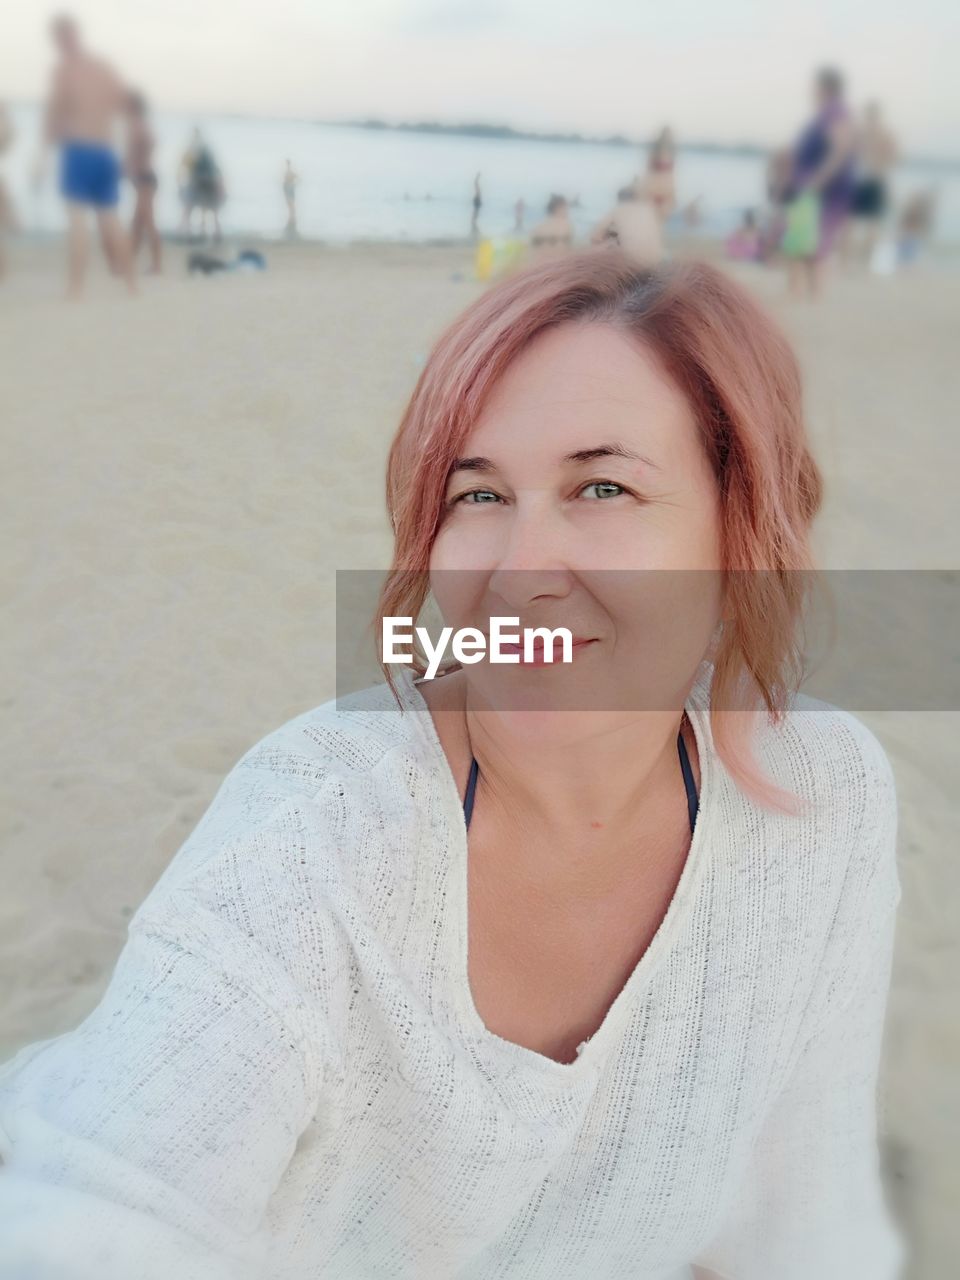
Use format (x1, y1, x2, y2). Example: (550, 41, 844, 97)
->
(845, 101, 899, 264)
(42, 13, 136, 298)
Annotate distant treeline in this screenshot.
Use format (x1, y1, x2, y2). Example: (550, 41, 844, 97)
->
(333, 117, 765, 156)
(328, 117, 959, 171)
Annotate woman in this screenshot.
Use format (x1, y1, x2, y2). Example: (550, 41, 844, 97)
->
(783, 67, 857, 298)
(125, 91, 162, 275)
(0, 251, 904, 1279)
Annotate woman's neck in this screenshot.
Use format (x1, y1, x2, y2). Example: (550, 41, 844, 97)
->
(418, 669, 699, 900)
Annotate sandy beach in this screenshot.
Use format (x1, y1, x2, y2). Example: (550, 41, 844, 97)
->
(1, 236, 957, 1275)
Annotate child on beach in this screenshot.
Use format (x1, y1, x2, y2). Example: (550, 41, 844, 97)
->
(725, 209, 762, 262)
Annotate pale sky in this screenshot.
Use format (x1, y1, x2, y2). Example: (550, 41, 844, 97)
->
(3, 0, 958, 156)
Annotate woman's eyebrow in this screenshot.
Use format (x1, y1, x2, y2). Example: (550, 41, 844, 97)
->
(448, 444, 661, 474)
(563, 443, 661, 470)
(449, 456, 495, 474)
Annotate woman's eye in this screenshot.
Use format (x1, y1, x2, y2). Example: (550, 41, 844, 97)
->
(450, 489, 501, 505)
(580, 481, 626, 500)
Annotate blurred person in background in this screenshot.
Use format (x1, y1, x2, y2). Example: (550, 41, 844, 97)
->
(189, 134, 226, 243)
(680, 196, 703, 229)
(177, 128, 200, 234)
(283, 158, 299, 237)
(897, 188, 936, 266)
(589, 184, 662, 267)
(513, 197, 526, 233)
(758, 146, 792, 262)
(529, 193, 574, 256)
(639, 126, 677, 223)
(40, 13, 136, 298)
(782, 66, 857, 299)
(0, 102, 18, 281)
(845, 101, 899, 266)
(725, 209, 762, 262)
(124, 91, 161, 276)
(471, 171, 483, 239)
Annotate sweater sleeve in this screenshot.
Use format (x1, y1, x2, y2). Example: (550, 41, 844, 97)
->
(691, 725, 906, 1280)
(0, 819, 328, 1280)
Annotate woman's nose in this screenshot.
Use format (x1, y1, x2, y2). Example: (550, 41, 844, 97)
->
(487, 498, 573, 606)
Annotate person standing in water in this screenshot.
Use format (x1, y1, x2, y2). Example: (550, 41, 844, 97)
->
(40, 13, 136, 298)
(783, 66, 857, 299)
(471, 172, 482, 239)
(282, 159, 299, 237)
(124, 91, 161, 275)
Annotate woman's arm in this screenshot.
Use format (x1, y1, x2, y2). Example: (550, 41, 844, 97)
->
(0, 839, 327, 1277)
(691, 740, 906, 1280)
(692, 901, 904, 1279)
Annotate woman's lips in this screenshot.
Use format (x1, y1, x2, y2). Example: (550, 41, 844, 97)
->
(496, 637, 598, 666)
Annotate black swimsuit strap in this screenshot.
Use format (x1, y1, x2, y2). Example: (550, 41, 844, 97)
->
(678, 723, 699, 835)
(462, 756, 480, 830)
(463, 725, 699, 835)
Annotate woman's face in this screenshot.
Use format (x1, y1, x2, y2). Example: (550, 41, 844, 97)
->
(428, 321, 725, 727)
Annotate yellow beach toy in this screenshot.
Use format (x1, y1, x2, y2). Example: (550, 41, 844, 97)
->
(474, 236, 528, 283)
(474, 238, 494, 281)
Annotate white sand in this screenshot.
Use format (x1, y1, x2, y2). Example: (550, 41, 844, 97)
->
(1, 237, 957, 1275)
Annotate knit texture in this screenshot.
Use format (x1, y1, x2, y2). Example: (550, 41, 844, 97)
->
(0, 659, 905, 1279)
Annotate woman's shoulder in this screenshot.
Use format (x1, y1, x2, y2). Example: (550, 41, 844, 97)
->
(138, 673, 435, 910)
(235, 672, 428, 796)
(742, 688, 901, 928)
(125, 676, 434, 1020)
(753, 688, 897, 832)
(759, 695, 903, 1045)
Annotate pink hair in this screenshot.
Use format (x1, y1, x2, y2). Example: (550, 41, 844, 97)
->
(376, 249, 824, 816)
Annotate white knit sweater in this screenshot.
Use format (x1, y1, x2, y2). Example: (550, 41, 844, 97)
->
(0, 660, 905, 1280)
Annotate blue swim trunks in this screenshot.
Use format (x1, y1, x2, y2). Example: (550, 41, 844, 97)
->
(60, 140, 121, 208)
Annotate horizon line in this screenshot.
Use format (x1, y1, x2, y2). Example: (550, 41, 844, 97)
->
(6, 97, 959, 169)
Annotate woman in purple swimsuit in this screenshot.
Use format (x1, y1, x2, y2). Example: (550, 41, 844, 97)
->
(786, 66, 856, 299)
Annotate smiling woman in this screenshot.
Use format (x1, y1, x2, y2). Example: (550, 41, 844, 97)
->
(0, 249, 904, 1280)
(380, 249, 820, 810)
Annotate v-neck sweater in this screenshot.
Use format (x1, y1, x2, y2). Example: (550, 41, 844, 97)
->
(0, 659, 905, 1279)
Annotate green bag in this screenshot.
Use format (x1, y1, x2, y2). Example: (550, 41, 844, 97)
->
(781, 191, 821, 258)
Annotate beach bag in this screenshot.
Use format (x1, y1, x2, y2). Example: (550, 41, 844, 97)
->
(781, 191, 820, 258)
